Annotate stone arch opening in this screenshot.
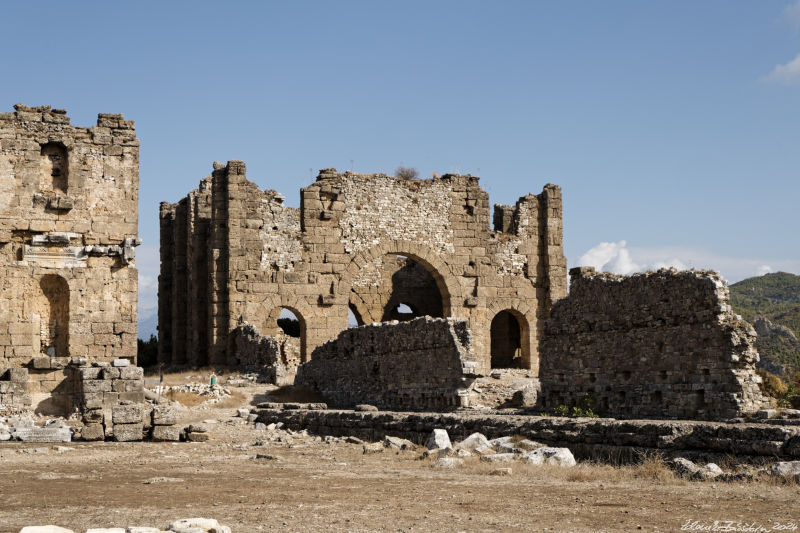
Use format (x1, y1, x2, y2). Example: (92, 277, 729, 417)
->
(267, 305, 307, 364)
(380, 255, 444, 322)
(490, 309, 525, 369)
(40, 142, 69, 193)
(348, 303, 363, 327)
(35, 274, 70, 358)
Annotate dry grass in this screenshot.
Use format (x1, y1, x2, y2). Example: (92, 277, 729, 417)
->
(212, 390, 247, 409)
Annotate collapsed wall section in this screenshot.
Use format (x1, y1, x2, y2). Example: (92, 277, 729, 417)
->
(539, 267, 766, 420)
(295, 317, 482, 410)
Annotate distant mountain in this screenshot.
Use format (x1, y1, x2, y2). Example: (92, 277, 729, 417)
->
(138, 309, 158, 340)
(730, 272, 800, 374)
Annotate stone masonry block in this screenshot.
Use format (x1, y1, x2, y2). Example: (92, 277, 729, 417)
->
(112, 404, 142, 424)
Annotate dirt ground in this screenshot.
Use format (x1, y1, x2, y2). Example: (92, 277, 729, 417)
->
(1, 382, 798, 533)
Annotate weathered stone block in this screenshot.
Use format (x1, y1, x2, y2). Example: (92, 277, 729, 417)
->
(112, 423, 143, 442)
(151, 424, 181, 441)
(81, 423, 105, 441)
(152, 405, 177, 426)
(112, 404, 142, 424)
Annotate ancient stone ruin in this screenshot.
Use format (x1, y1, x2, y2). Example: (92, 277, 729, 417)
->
(0, 104, 141, 415)
(295, 316, 481, 410)
(539, 267, 766, 419)
(159, 162, 567, 377)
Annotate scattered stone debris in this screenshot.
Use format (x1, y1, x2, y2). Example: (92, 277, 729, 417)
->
(17, 519, 232, 533)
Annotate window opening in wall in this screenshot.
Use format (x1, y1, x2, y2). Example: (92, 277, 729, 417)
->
(277, 308, 301, 337)
(348, 304, 363, 328)
(40, 142, 68, 193)
(490, 310, 522, 368)
(380, 255, 443, 322)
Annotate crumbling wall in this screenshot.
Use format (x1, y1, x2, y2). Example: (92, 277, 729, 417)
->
(539, 267, 767, 420)
(160, 164, 566, 375)
(294, 317, 482, 411)
(0, 104, 140, 414)
(232, 323, 289, 385)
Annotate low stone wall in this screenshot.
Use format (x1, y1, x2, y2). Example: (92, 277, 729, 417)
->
(255, 408, 800, 463)
(539, 267, 766, 420)
(232, 323, 288, 384)
(295, 317, 481, 411)
(0, 367, 30, 407)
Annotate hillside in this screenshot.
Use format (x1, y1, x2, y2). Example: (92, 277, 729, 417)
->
(730, 272, 800, 374)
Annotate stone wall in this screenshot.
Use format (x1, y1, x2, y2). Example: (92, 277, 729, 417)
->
(159, 163, 567, 375)
(231, 322, 289, 385)
(0, 367, 30, 407)
(539, 267, 766, 420)
(0, 104, 140, 414)
(295, 317, 481, 410)
(256, 408, 800, 463)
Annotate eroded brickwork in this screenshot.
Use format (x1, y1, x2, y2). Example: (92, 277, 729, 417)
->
(539, 267, 766, 419)
(160, 163, 567, 375)
(0, 104, 140, 414)
(295, 317, 481, 410)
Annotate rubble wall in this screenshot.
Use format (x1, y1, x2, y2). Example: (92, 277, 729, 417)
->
(539, 267, 766, 420)
(232, 322, 289, 385)
(0, 105, 140, 414)
(160, 163, 567, 375)
(294, 317, 481, 410)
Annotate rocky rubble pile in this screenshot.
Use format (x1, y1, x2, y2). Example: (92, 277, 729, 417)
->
(151, 383, 232, 405)
(1, 416, 73, 442)
(18, 517, 232, 532)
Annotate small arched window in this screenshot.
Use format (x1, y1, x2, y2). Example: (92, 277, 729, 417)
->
(40, 142, 69, 193)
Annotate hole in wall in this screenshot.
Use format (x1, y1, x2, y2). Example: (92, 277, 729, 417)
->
(490, 310, 522, 369)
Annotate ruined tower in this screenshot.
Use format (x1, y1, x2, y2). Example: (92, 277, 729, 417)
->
(0, 104, 140, 413)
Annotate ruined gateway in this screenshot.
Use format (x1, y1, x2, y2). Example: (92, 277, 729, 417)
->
(159, 162, 567, 377)
(0, 105, 140, 414)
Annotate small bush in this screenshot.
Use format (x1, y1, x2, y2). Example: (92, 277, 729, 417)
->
(395, 166, 419, 180)
(758, 368, 799, 408)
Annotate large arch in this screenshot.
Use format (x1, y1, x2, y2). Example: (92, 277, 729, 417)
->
(336, 240, 463, 317)
(260, 294, 315, 363)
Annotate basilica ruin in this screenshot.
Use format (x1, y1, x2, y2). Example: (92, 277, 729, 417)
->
(158, 162, 567, 377)
(0, 104, 141, 414)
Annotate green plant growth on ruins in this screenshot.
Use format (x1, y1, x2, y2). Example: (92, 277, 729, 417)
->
(757, 368, 800, 409)
(552, 392, 601, 418)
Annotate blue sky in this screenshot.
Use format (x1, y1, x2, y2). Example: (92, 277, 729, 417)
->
(1, 2, 799, 330)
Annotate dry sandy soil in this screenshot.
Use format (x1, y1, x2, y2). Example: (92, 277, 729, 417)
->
(1, 381, 798, 533)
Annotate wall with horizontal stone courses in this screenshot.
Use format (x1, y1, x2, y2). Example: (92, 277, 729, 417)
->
(256, 408, 800, 463)
(0, 104, 140, 414)
(294, 317, 481, 411)
(539, 267, 767, 420)
(160, 163, 567, 375)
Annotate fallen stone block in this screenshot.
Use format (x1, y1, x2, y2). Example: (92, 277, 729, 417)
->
(691, 463, 723, 481)
(127, 528, 167, 533)
(152, 425, 181, 442)
(523, 447, 576, 467)
(81, 423, 105, 441)
(768, 461, 800, 482)
(668, 457, 698, 477)
(362, 442, 384, 454)
(111, 358, 131, 367)
(236, 408, 250, 418)
(0, 432, 10, 441)
(113, 423, 143, 442)
(355, 404, 378, 412)
(187, 424, 207, 433)
(480, 453, 516, 463)
(168, 518, 222, 532)
(186, 431, 209, 442)
(432, 457, 464, 468)
(426, 428, 451, 450)
(455, 432, 493, 454)
(86, 528, 126, 532)
(13, 426, 72, 443)
(383, 436, 415, 450)
(757, 409, 777, 419)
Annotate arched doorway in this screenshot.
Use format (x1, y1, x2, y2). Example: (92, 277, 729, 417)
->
(490, 310, 522, 369)
(266, 306, 307, 364)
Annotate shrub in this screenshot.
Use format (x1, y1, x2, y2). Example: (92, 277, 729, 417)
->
(395, 166, 419, 180)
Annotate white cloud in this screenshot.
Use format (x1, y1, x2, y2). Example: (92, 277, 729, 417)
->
(763, 52, 800, 84)
(573, 241, 800, 283)
(783, 0, 800, 29)
(757, 264, 774, 276)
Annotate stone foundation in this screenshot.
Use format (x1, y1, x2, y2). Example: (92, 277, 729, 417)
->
(295, 317, 482, 411)
(539, 267, 767, 420)
(256, 408, 800, 463)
